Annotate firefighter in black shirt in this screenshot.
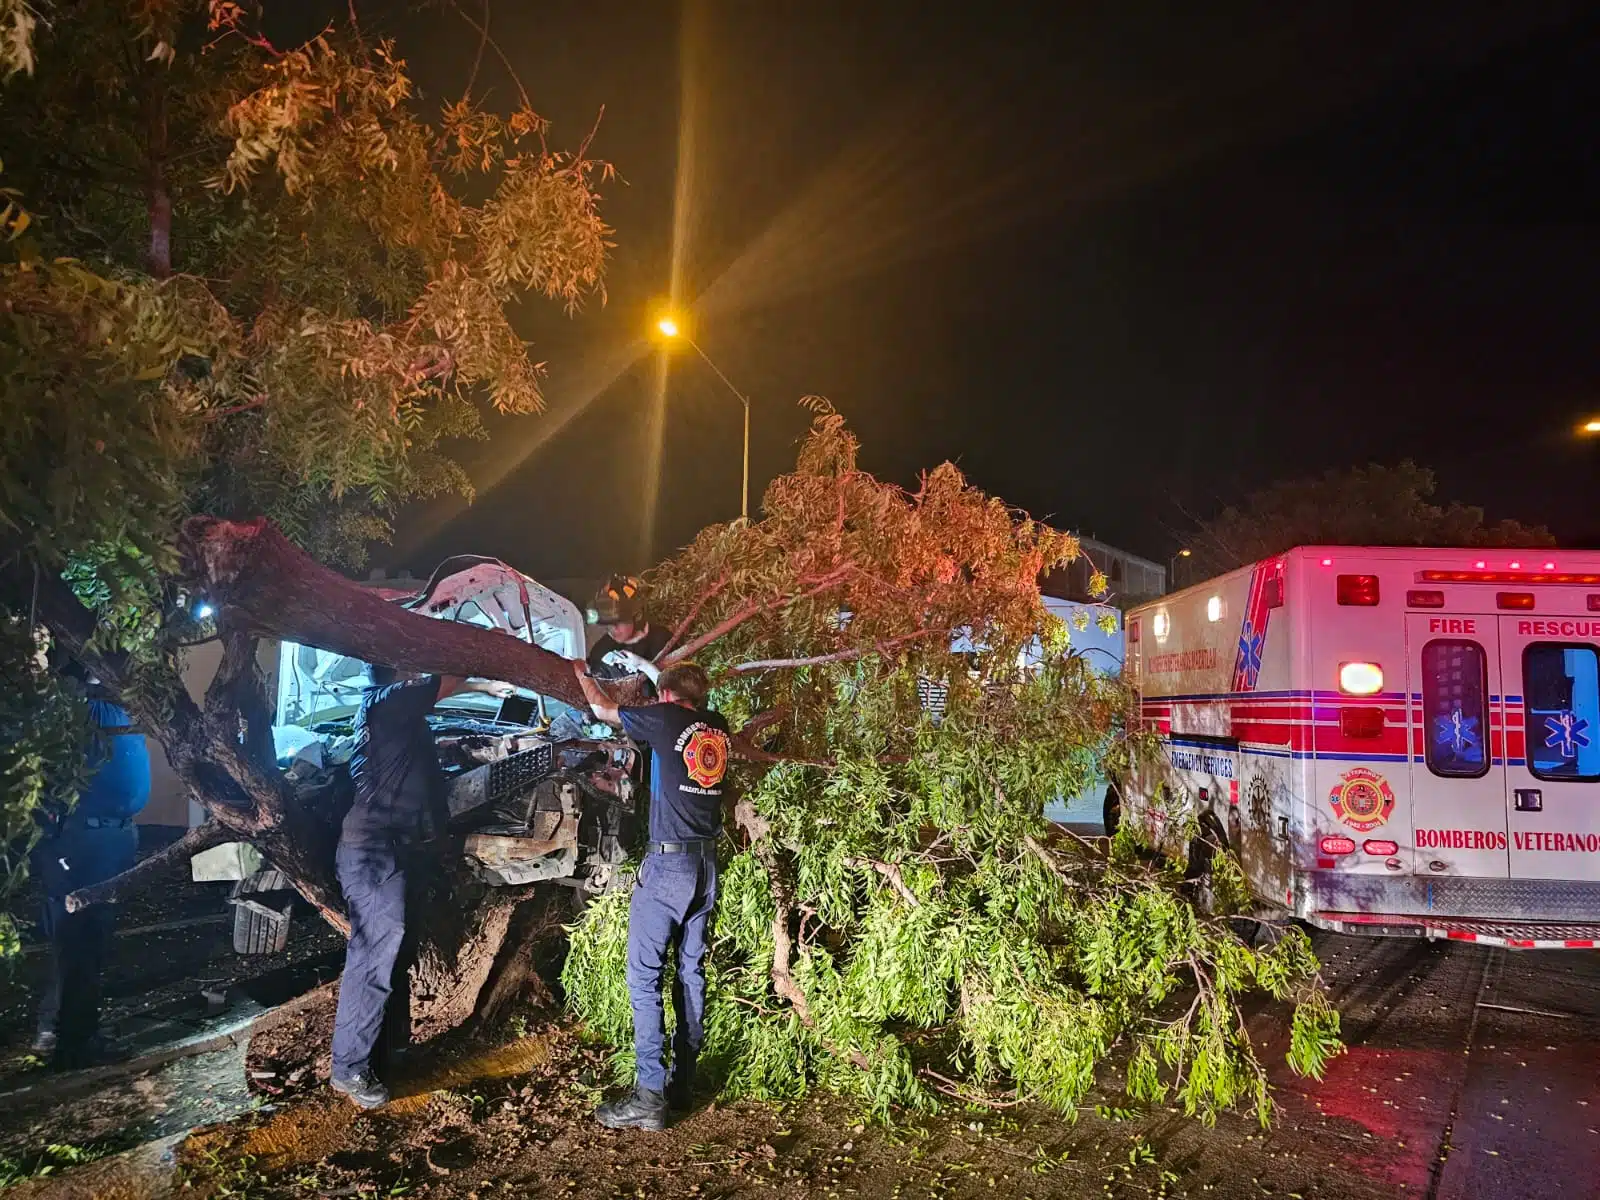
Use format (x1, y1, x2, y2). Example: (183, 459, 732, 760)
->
(586, 575, 671, 691)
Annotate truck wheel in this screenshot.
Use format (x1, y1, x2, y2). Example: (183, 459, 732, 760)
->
(1102, 783, 1122, 836)
(1183, 811, 1230, 882)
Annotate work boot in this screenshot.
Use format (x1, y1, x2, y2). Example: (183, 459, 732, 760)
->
(330, 1069, 390, 1109)
(53, 1033, 119, 1071)
(665, 1074, 696, 1115)
(595, 1087, 667, 1131)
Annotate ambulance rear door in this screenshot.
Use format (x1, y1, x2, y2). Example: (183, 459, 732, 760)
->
(1498, 617, 1600, 880)
(1406, 613, 1510, 877)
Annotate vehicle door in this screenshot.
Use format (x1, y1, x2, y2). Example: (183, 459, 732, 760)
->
(1499, 619, 1600, 880)
(1406, 614, 1509, 877)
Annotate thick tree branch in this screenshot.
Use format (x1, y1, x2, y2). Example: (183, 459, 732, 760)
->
(731, 628, 943, 673)
(182, 516, 587, 708)
(206, 628, 278, 770)
(65, 821, 230, 912)
(850, 857, 920, 907)
(658, 571, 729, 660)
(737, 704, 790, 739)
(756, 835, 871, 1072)
(661, 563, 855, 667)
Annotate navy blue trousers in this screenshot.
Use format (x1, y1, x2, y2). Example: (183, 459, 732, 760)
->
(331, 840, 413, 1077)
(31, 821, 138, 1065)
(627, 850, 718, 1095)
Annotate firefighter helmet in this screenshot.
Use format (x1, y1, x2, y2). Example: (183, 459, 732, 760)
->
(588, 574, 645, 626)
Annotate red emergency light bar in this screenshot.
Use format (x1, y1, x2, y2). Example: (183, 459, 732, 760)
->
(1419, 570, 1600, 585)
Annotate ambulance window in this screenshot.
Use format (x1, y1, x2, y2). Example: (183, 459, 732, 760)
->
(1523, 644, 1600, 782)
(1421, 640, 1489, 779)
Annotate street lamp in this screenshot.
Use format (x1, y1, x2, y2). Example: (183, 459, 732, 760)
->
(655, 315, 751, 522)
(1581, 418, 1600, 435)
(1169, 548, 1191, 589)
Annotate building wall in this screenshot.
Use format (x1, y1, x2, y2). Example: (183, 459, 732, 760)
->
(140, 639, 278, 832)
(1042, 537, 1166, 605)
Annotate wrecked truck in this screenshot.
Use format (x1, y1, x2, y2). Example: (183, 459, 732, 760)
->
(191, 557, 643, 953)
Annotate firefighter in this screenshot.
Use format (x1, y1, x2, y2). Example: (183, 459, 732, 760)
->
(329, 664, 514, 1109)
(571, 657, 732, 1131)
(32, 660, 149, 1069)
(586, 575, 671, 691)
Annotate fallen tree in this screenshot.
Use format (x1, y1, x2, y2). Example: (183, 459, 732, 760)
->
(563, 410, 1342, 1123)
(0, 0, 615, 1033)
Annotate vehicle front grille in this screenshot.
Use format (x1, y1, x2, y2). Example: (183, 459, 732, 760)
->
(486, 743, 555, 803)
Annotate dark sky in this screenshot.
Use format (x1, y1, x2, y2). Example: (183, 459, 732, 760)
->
(343, 0, 1600, 578)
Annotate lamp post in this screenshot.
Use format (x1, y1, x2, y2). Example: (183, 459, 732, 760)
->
(1169, 548, 1191, 590)
(1581, 419, 1600, 435)
(656, 317, 751, 522)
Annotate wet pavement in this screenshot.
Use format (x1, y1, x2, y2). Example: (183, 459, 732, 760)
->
(4, 922, 1599, 1198)
(1274, 932, 1600, 1198)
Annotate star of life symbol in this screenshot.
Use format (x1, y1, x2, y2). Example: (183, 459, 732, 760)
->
(1543, 711, 1591, 759)
(1235, 620, 1263, 688)
(1434, 708, 1480, 756)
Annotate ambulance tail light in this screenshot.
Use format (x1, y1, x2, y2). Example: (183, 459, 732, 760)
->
(1588, 595, 1600, 612)
(1336, 574, 1380, 606)
(1318, 836, 1356, 856)
(1406, 589, 1445, 608)
(1338, 661, 1384, 695)
(1339, 707, 1385, 739)
(1497, 592, 1535, 611)
(1421, 570, 1600, 585)
(1363, 839, 1399, 856)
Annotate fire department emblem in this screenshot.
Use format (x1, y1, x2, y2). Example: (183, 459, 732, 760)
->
(1328, 767, 1395, 833)
(681, 727, 729, 789)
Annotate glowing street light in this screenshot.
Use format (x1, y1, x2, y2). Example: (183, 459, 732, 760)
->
(654, 314, 751, 522)
(1169, 548, 1191, 588)
(1582, 418, 1600, 435)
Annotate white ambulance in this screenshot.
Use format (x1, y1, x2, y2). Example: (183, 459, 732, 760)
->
(1123, 547, 1600, 950)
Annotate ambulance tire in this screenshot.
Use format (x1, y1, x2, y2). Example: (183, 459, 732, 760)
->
(1102, 782, 1122, 837)
(1182, 811, 1230, 882)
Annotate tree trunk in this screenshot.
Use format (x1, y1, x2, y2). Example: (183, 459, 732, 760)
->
(182, 516, 590, 707)
(3, 536, 569, 1060)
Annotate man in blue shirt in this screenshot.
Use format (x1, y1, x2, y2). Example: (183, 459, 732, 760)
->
(32, 664, 149, 1069)
(329, 665, 513, 1109)
(572, 657, 732, 1131)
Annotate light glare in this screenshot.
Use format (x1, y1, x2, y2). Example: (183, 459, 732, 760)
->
(657, 318, 680, 338)
(1339, 661, 1384, 695)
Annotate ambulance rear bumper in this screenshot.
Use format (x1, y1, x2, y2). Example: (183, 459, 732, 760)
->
(1311, 911, 1600, 950)
(1304, 871, 1600, 949)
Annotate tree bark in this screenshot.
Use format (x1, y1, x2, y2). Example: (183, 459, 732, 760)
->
(144, 60, 171, 278)
(182, 516, 588, 707)
(64, 821, 229, 912)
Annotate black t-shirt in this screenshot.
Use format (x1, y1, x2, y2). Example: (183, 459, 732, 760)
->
(588, 624, 672, 687)
(619, 703, 731, 844)
(342, 676, 445, 845)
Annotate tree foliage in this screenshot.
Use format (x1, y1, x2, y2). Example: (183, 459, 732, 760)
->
(0, 619, 93, 959)
(0, 0, 609, 951)
(1187, 460, 1554, 577)
(564, 412, 1340, 1124)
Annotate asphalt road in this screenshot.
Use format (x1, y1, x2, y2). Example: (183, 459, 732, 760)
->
(1270, 932, 1600, 1199)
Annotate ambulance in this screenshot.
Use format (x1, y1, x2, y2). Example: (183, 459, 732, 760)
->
(1123, 547, 1600, 950)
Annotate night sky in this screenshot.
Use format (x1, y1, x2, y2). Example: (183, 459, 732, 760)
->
(333, 1, 1600, 579)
